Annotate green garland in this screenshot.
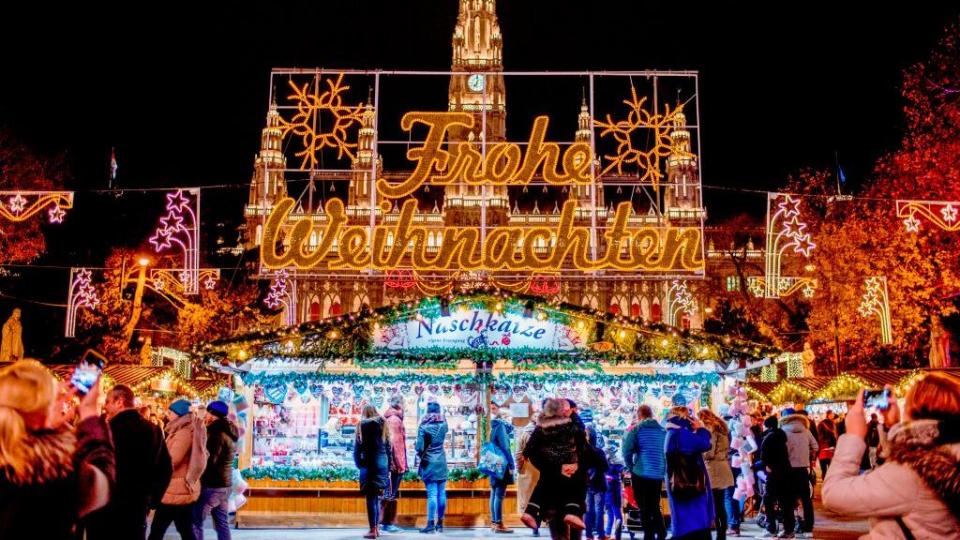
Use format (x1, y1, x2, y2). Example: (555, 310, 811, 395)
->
(241, 371, 479, 387)
(492, 371, 720, 388)
(197, 288, 779, 367)
(242, 465, 484, 483)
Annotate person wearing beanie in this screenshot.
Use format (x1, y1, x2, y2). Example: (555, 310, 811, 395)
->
(149, 400, 207, 540)
(192, 401, 238, 539)
(759, 415, 794, 537)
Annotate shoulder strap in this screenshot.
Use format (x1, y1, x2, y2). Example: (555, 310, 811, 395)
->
(895, 516, 916, 540)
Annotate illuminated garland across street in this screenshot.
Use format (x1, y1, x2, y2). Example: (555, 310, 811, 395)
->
(763, 193, 815, 298)
(65, 268, 100, 338)
(858, 276, 892, 345)
(0, 190, 73, 223)
(897, 199, 960, 232)
(148, 189, 201, 295)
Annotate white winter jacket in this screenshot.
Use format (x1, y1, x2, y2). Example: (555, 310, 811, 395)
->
(822, 420, 960, 539)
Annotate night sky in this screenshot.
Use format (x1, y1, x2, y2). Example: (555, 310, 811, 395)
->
(1, 2, 957, 354)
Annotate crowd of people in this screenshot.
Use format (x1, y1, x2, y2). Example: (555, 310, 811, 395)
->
(3, 356, 958, 540)
(350, 376, 960, 540)
(0, 360, 239, 540)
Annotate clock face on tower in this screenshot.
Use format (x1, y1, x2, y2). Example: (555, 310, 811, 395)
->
(467, 73, 485, 92)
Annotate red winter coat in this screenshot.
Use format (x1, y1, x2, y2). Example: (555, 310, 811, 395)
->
(383, 407, 408, 473)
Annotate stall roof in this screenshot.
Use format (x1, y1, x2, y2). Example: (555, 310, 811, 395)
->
(195, 289, 781, 370)
(747, 368, 960, 404)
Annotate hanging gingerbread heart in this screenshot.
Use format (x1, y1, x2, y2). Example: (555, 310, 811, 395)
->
(264, 383, 287, 404)
(310, 383, 323, 399)
(294, 378, 308, 396)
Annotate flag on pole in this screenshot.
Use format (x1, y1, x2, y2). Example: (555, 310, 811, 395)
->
(110, 148, 118, 180)
(838, 165, 847, 185)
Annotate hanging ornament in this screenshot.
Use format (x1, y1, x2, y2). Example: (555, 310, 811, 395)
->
(294, 379, 308, 396)
(310, 383, 324, 400)
(264, 383, 288, 404)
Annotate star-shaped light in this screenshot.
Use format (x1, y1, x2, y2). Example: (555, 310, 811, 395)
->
(903, 214, 921, 233)
(203, 275, 218, 290)
(8, 194, 27, 214)
(165, 190, 192, 213)
(791, 233, 817, 257)
(158, 212, 185, 232)
(940, 203, 958, 224)
(858, 304, 874, 317)
(780, 215, 807, 239)
(47, 204, 66, 224)
(802, 284, 815, 298)
(153, 278, 166, 291)
(776, 195, 802, 218)
(178, 270, 191, 284)
(149, 228, 174, 251)
(76, 269, 92, 282)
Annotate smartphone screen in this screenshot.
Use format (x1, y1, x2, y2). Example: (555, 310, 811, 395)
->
(70, 350, 106, 395)
(863, 388, 891, 411)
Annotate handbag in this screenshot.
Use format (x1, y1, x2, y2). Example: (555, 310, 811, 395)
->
(667, 451, 706, 500)
(478, 442, 508, 481)
(818, 447, 835, 461)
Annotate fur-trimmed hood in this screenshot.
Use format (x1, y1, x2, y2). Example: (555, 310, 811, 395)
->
(780, 413, 810, 431)
(536, 415, 572, 431)
(0, 428, 75, 486)
(886, 419, 960, 519)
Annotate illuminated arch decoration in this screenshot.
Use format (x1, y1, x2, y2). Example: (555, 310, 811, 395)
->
(594, 86, 687, 189)
(279, 73, 366, 169)
(65, 268, 100, 338)
(0, 190, 73, 223)
(149, 189, 201, 295)
(664, 280, 696, 327)
(764, 193, 816, 298)
(858, 276, 892, 345)
(149, 269, 220, 304)
(897, 199, 960, 233)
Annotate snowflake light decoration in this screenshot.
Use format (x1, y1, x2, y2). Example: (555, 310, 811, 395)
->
(279, 73, 366, 169)
(594, 86, 687, 189)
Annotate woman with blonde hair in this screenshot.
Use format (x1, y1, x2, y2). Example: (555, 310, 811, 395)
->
(698, 408, 734, 540)
(0, 360, 114, 539)
(354, 404, 390, 539)
(823, 373, 960, 538)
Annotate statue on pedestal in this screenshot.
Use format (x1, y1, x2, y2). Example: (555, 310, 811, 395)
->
(801, 341, 816, 377)
(0, 308, 25, 362)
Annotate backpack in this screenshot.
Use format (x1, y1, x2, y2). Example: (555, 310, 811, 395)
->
(667, 451, 706, 500)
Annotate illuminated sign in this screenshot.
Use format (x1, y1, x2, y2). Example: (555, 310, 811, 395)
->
(373, 308, 589, 352)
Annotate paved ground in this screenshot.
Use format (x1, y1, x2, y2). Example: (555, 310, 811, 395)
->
(178, 491, 868, 540)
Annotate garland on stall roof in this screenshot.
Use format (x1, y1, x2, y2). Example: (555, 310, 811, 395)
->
(196, 288, 780, 367)
(492, 371, 720, 388)
(240, 370, 479, 388)
(241, 466, 484, 483)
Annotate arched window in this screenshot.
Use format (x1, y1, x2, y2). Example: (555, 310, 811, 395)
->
(309, 300, 321, 322)
(651, 301, 662, 322)
(330, 302, 342, 316)
(255, 224, 263, 245)
(609, 304, 621, 315)
(631, 302, 641, 318)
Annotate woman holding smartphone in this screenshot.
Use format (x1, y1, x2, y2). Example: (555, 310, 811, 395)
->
(822, 374, 960, 538)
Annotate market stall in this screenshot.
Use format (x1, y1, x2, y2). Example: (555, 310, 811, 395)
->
(197, 290, 777, 528)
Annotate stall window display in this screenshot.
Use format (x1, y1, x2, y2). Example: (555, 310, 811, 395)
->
(246, 374, 711, 478)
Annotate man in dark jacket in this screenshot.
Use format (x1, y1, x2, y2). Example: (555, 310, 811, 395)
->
(192, 401, 238, 540)
(87, 384, 172, 540)
(760, 415, 795, 538)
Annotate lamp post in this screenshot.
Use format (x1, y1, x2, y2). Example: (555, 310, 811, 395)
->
(122, 256, 151, 347)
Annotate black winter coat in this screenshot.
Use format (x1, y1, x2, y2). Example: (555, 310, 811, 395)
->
(86, 409, 171, 539)
(0, 417, 115, 540)
(202, 417, 239, 488)
(760, 427, 791, 476)
(354, 417, 390, 494)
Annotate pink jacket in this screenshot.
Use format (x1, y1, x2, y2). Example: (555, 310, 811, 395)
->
(383, 407, 408, 473)
(822, 421, 960, 539)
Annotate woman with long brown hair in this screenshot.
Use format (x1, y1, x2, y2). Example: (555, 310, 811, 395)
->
(698, 408, 734, 540)
(354, 404, 390, 539)
(822, 373, 960, 538)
